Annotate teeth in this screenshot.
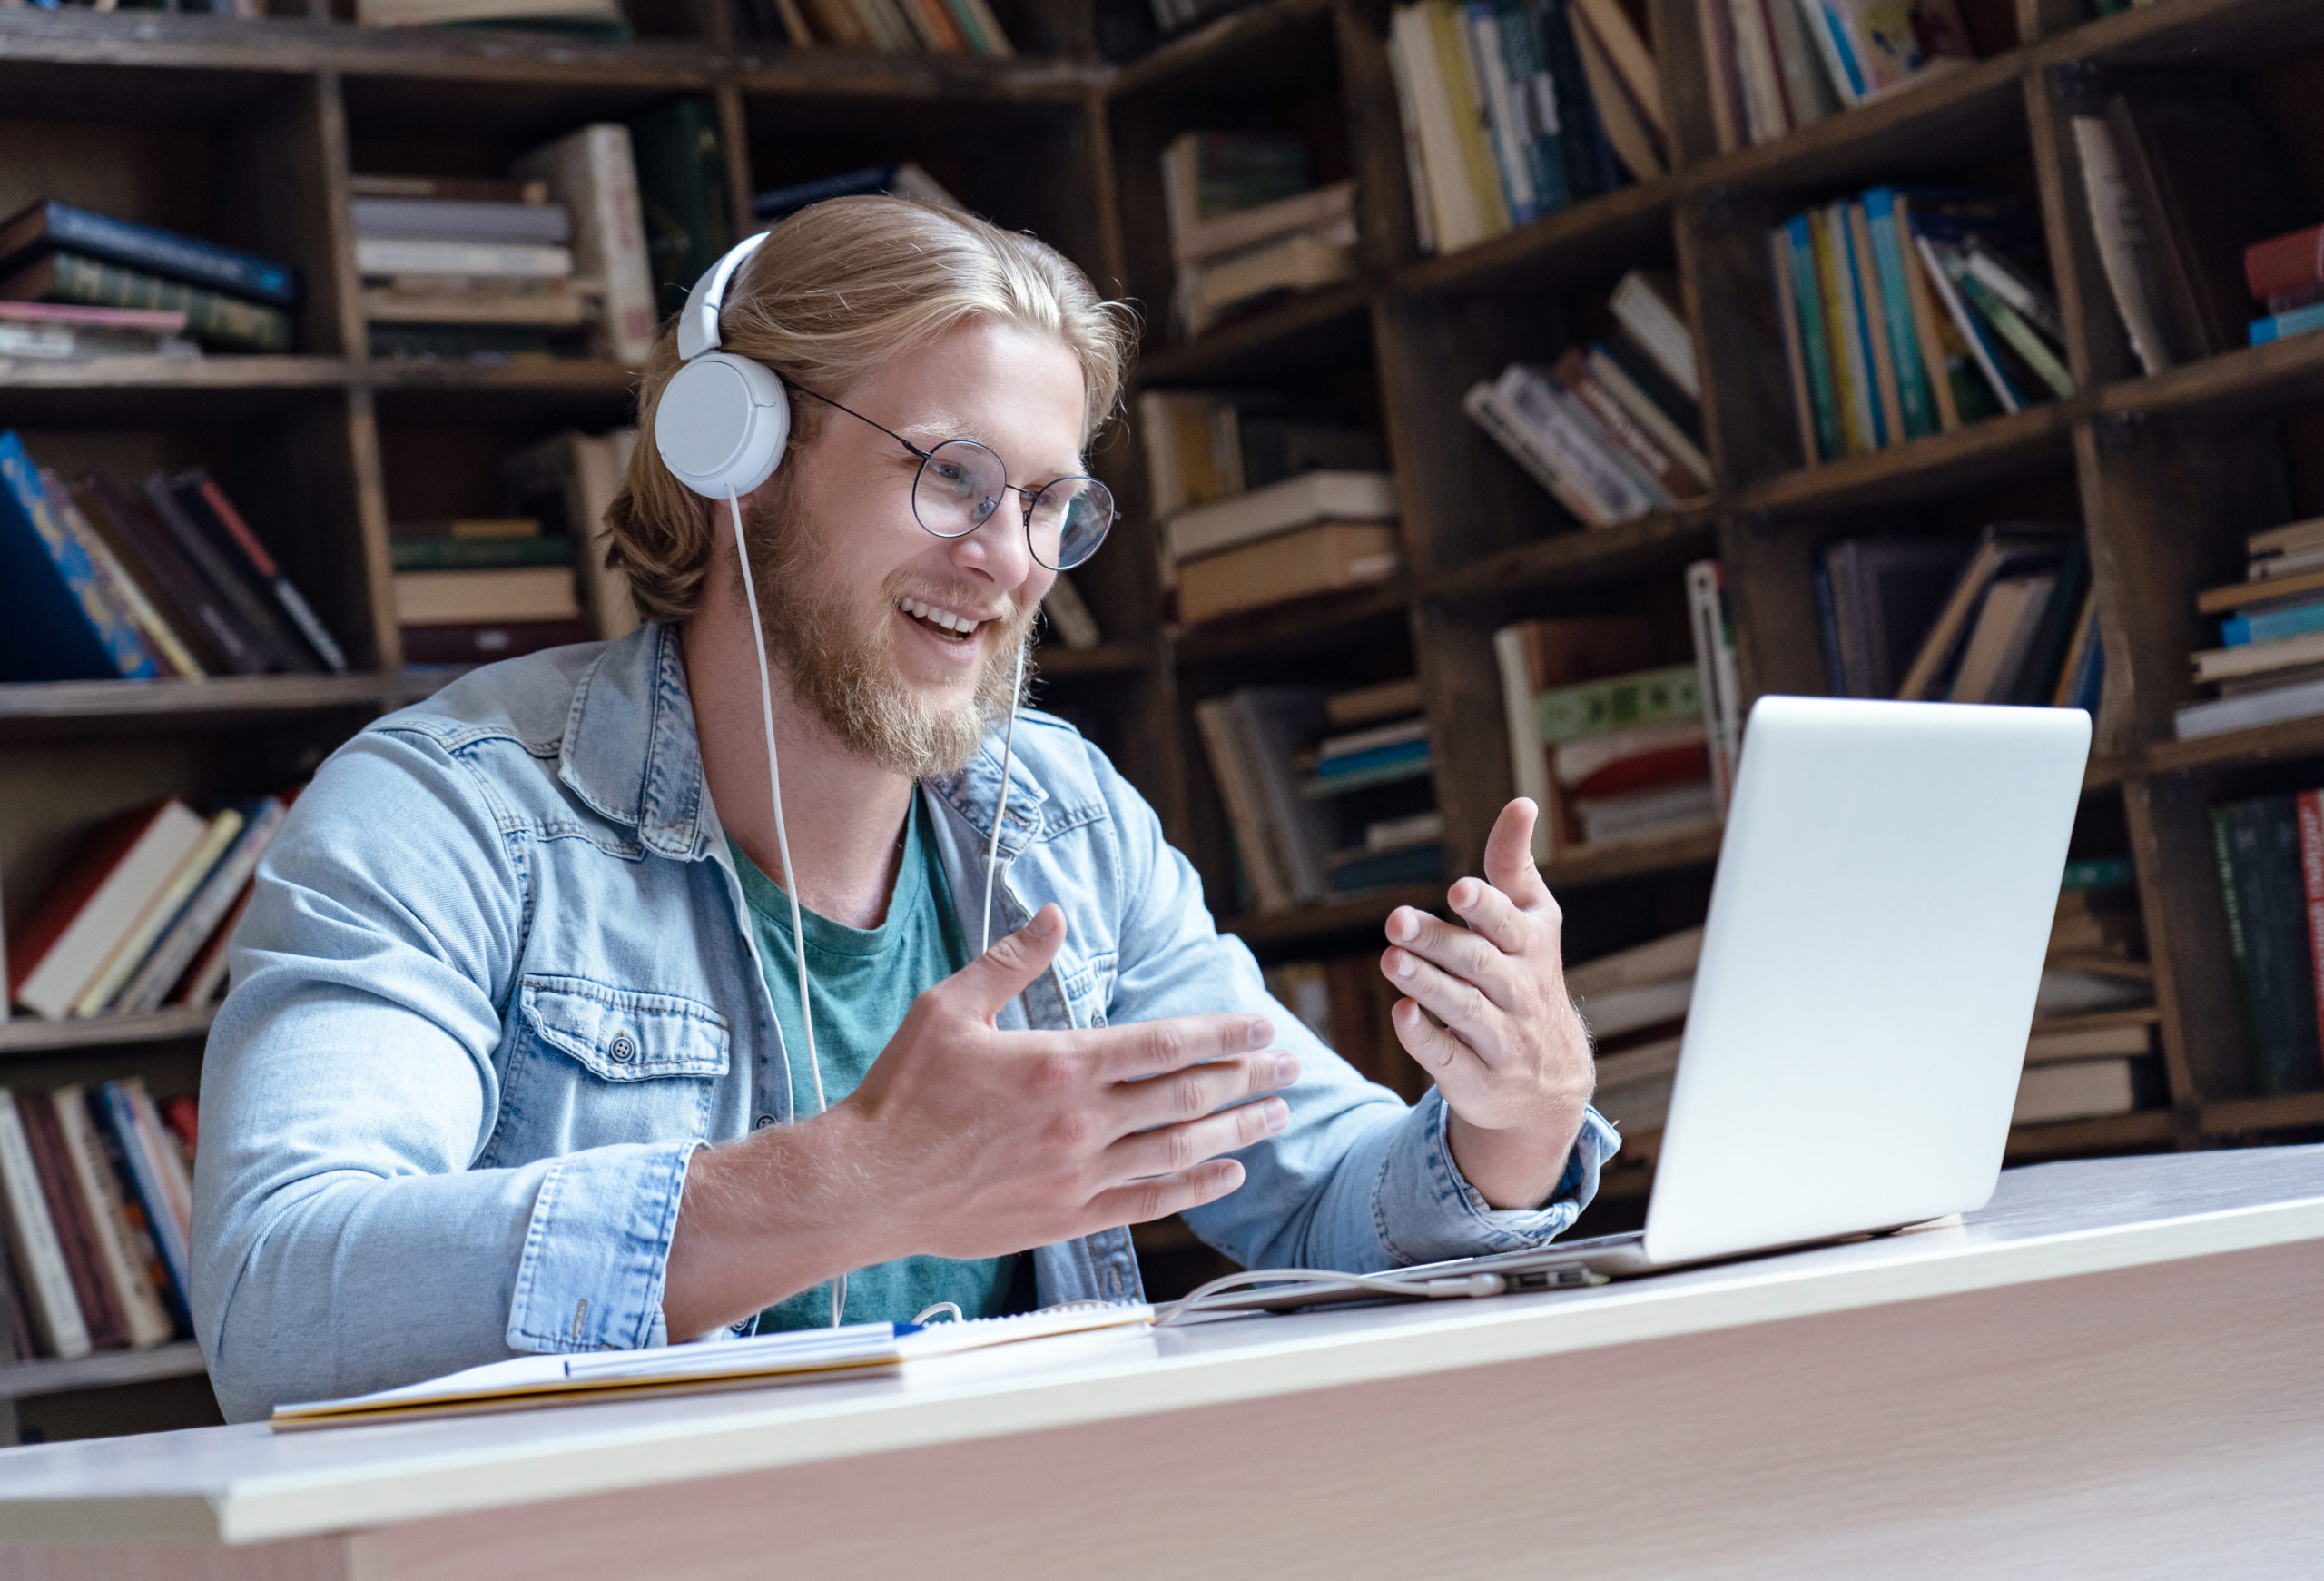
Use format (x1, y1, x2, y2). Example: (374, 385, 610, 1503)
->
(901, 598, 980, 634)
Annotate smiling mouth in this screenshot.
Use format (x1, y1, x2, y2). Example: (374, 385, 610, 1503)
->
(898, 596, 991, 645)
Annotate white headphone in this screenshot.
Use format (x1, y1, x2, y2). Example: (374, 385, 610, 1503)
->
(654, 229, 792, 497)
(655, 230, 1031, 1332)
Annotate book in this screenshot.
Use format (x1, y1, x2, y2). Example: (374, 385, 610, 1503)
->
(1467, 2, 1540, 227)
(13, 1089, 127, 1352)
(355, 239, 574, 280)
(510, 124, 660, 365)
(1039, 575, 1102, 651)
(8, 800, 210, 1022)
(1551, 719, 1707, 796)
(628, 96, 738, 317)
(1810, 205, 1873, 452)
(117, 796, 288, 1017)
(1574, 778, 1718, 844)
(1537, 662, 1701, 745)
(2069, 114, 2176, 376)
(1893, 525, 2069, 700)
(54, 1085, 174, 1349)
(1485, 363, 1660, 523)
(143, 471, 318, 673)
(77, 471, 270, 676)
(1684, 558, 1741, 809)
(1610, 269, 1698, 400)
(2212, 795, 2324, 1096)
(1819, 537, 1965, 698)
(395, 566, 586, 626)
(176, 881, 257, 1008)
(391, 536, 577, 571)
(1166, 471, 1398, 562)
(1574, 972, 1692, 1041)
(44, 473, 203, 679)
(369, 322, 574, 361)
(1174, 181, 1356, 269)
(2298, 789, 2324, 1066)
(1591, 1032, 1682, 1130)
(1202, 687, 1340, 908)
(2011, 1059, 2142, 1125)
(276, 1302, 1154, 1428)
(1860, 188, 1940, 440)
(1778, 213, 1845, 463)
(71, 805, 245, 1019)
(1846, 201, 1905, 447)
(2249, 303, 2324, 347)
(499, 429, 642, 642)
(1328, 678, 1427, 728)
(350, 174, 551, 203)
(1954, 268, 2073, 400)
(0, 252, 293, 354)
(2246, 222, 2324, 302)
(400, 619, 597, 666)
(103, 1082, 195, 1314)
(1549, 349, 1699, 503)
(1463, 377, 1628, 527)
(1945, 572, 2054, 703)
(2177, 677, 2324, 741)
(0, 1090, 91, 1360)
(361, 285, 592, 323)
(749, 163, 966, 224)
(1183, 230, 1360, 334)
(1493, 616, 1658, 857)
(1564, 925, 1703, 996)
(1587, 344, 1712, 486)
(1175, 523, 1401, 625)
(178, 469, 349, 673)
(1161, 130, 1315, 243)
(0, 432, 158, 681)
(2191, 629, 2324, 685)
(1892, 193, 1968, 430)
(0, 199, 298, 308)
(349, 197, 571, 246)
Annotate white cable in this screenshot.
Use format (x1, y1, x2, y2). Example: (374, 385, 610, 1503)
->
(729, 487, 844, 1329)
(1152, 1266, 1522, 1326)
(979, 640, 1028, 956)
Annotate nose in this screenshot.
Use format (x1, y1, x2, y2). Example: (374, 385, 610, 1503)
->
(944, 494, 1037, 589)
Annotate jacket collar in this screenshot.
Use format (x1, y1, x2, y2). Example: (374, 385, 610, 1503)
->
(560, 622, 1050, 861)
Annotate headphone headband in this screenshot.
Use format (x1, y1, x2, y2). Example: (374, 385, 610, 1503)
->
(655, 230, 790, 499)
(675, 230, 771, 362)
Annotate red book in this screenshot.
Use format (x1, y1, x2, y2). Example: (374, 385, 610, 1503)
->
(159, 1094, 198, 1166)
(2294, 790, 2324, 1072)
(11, 1090, 127, 1351)
(1566, 743, 1713, 800)
(2246, 223, 2324, 302)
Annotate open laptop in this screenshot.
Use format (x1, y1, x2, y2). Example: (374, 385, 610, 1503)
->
(1167, 695, 2093, 1319)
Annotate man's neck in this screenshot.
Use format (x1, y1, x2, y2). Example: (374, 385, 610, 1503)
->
(682, 598, 915, 932)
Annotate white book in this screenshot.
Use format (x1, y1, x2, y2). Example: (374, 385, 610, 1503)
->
(349, 197, 571, 246)
(1495, 365, 1658, 523)
(1173, 182, 1356, 267)
(52, 1084, 173, 1349)
(355, 238, 575, 281)
(0, 1091, 91, 1360)
(1165, 470, 1397, 562)
(2247, 515, 2324, 558)
(1589, 348, 1713, 487)
(1685, 558, 1738, 810)
(1393, 3, 1494, 253)
(1385, 22, 1439, 254)
(1916, 232, 2023, 415)
(1464, 381, 1612, 528)
(73, 806, 245, 1018)
(2069, 114, 2175, 377)
(1039, 573, 1102, 650)
(1566, 927, 1705, 998)
(15, 801, 210, 1022)
(1728, 0, 1789, 144)
(2012, 1058, 2136, 1125)
(1494, 625, 1559, 865)
(2192, 628, 2324, 683)
(1574, 780, 1719, 845)
(1317, 715, 1429, 760)
(1610, 270, 1700, 400)
(393, 566, 584, 626)
(1948, 574, 2053, 702)
(1552, 718, 1708, 788)
(512, 124, 659, 365)
(2025, 1023, 2152, 1064)
(1576, 973, 1693, 1040)
(2175, 675, 2324, 740)
(118, 796, 288, 1016)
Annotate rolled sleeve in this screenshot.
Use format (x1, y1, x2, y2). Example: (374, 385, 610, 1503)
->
(1371, 1092, 1621, 1266)
(507, 1139, 699, 1353)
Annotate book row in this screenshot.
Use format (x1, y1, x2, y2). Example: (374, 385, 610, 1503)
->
(1771, 189, 2069, 469)
(0, 432, 350, 686)
(0, 197, 297, 357)
(2176, 515, 2324, 744)
(1697, 0, 1976, 154)
(0, 1081, 198, 1367)
(2211, 790, 2324, 1100)
(6, 793, 300, 1023)
(1156, 133, 1357, 341)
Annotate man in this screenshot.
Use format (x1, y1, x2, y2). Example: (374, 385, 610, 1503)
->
(193, 197, 1616, 1422)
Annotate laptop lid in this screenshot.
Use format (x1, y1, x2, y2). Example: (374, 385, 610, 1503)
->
(1641, 697, 2090, 1267)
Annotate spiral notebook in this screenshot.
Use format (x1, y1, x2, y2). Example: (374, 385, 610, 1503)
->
(271, 1301, 1153, 1430)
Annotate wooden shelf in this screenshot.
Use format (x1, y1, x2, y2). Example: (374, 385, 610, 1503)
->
(0, 672, 446, 740)
(2143, 712, 2324, 777)
(1542, 824, 1723, 890)
(1032, 641, 1148, 678)
(1135, 283, 1373, 386)
(734, 51, 1100, 102)
(0, 1341, 206, 1402)
(1393, 176, 1679, 301)
(1169, 583, 1412, 664)
(2002, 1108, 2180, 1159)
(2200, 1091, 2324, 1137)
(1107, 0, 1331, 98)
(2094, 332, 2324, 426)
(0, 1006, 218, 1058)
(2034, 0, 2324, 73)
(1734, 401, 2077, 517)
(1425, 510, 1719, 600)
(1221, 883, 1443, 950)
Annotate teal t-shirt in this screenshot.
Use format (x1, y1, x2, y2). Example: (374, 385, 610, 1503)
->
(727, 799, 1029, 1331)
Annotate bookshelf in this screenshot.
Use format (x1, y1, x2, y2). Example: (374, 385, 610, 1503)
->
(5, 0, 2324, 1436)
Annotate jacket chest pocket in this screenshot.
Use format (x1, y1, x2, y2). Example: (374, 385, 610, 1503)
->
(488, 975, 732, 1163)
(1055, 952, 1117, 1029)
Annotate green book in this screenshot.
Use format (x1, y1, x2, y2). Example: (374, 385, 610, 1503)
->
(2061, 855, 2133, 892)
(0, 250, 291, 353)
(1956, 271, 2075, 400)
(1783, 214, 1844, 463)
(1536, 663, 1702, 746)
(628, 96, 737, 318)
(389, 536, 577, 571)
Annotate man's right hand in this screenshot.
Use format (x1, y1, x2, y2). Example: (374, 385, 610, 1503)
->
(662, 904, 1295, 1337)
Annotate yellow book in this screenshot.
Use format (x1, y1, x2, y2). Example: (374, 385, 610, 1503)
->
(1428, 0, 1513, 240)
(1808, 207, 1869, 455)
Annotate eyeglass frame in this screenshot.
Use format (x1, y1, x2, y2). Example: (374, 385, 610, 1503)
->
(787, 383, 1117, 570)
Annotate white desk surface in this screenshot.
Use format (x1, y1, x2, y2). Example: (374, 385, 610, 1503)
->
(4, 1145, 2320, 1548)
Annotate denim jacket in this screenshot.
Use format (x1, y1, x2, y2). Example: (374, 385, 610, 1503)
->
(192, 623, 1618, 1422)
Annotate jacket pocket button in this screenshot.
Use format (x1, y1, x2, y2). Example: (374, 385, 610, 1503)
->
(609, 1033, 636, 1063)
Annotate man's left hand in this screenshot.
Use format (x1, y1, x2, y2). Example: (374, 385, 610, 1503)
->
(1380, 797, 1594, 1210)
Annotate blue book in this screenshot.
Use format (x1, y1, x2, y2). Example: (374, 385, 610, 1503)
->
(2250, 301, 2324, 345)
(1784, 214, 1844, 463)
(1833, 201, 1887, 449)
(1329, 843, 1444, 894)
(1860, 188, 1939, 440)
(0, 200, 299, 308)
(1494, 0, 1570, 215)
(1311, 737, 1433, 779)
(2221, 596, 2324, 647)
(1466, 3, 1535, 226)
(0, 431, 155, 681)
(751, 165, 897, 222)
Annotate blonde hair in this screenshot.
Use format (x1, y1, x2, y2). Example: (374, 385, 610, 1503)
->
(605, 196, 1135, 624)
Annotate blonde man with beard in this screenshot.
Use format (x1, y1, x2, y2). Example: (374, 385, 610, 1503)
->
(191, 199, 1617, 1422)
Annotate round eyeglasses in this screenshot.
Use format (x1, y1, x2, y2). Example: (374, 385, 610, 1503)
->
(792, 386, 1116, 571)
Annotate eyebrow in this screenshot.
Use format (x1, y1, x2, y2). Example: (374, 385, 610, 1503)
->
(885, 417, 1086, 481)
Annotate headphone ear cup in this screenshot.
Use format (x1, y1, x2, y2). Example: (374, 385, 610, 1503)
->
(653, 351, 793, 499)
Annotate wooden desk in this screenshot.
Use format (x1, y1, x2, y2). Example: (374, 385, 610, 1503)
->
(4, 1146, 2322, 1580)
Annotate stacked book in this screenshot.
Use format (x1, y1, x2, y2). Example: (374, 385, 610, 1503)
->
(1196, 677, 1443, 914)
(2175, 516, 2324, 743)
(729, 0, 1014, 52)
(1263, 950, 1419, 1098)
(0, 198, 296, 355)
(1814, 526, 2098, 708)
(2070, 76, 2302, 376)
(1159, 469, 1401, 627)
(0, 432, 349, 683)
(1160, 133, 1356, 340)
(1772, 189, 2071, 468)
(2019, 855, 2161, 1126)
(355, 0, 627, 33)
(1494, 610, 1723, 864)
(1570, 924, 1702, 1136)
(1386, 0, 1659, 255)
(2243, 220, 2324, 347)
(5, 792, 299, 1025)
(1697, 0, 1974, 153)
(0, 301, 196, 368)
(1464, 272, 1709, 529)
(2209, 791, 2324, 1099)
(0, 1080, 199, 1366)
(752, 163, 964, 226)
(1038, 575, 1103, 652)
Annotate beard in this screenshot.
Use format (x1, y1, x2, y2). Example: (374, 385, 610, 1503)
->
(740, 481, 1035, 780)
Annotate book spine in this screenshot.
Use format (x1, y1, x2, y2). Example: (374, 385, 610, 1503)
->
(2068, 114, 2174, 377)
(1846, 201, 1906, 448)
(119, 800, 283, 1016)
(75, 807, 244, 1019)
(1728, 0, 1787, 144)
(1957, 272, 2075, 400)
(15, 1091, 126, 1351)
(1835, 202, 1891, 448)
(1686, 560, 1738, 811)
(1861, 190, 1938, 440)
(37, 467, 164, 677)
(1586, 347, 1714, 485)
(1697, 0, 1747, 153)
(1385, 16, 1443, 254)
(2245, 222, 2324, 302)
(83, 472, 267, 676)
(1498, 367, 1656, 520)
(193, 478, 348, 672)
(0, 1092, 93, 1359)
(1194, 700, 1295, 913)
(113, 1083, 194, 1299)
(1467, 4, 1538, 225)
(1778, 215, 1844, 463)
(1537, 664, 1702, 744)
(46, 475, 202, 678)
(1812, 557, 1849, 696)
(1798, 0, 1862, 104)
(2214, 803, 2262, 1064)
(2299, 789, 2324, 1081)
(2247, 797, 2324, 1094)
(52, 1086, 173, 1349)
(1893, 195, 1963, 431)
(175, 882, 255, 1008)
(1464, 382, 1611, 527)
(1915, 233, 2024, 414)
(45, 203, 297, 307)
(1495, 0, 1568, 212)
(2249, 302, 2324, 347)
(1555, 351, 1690, 501)
(1533, 0, 1613, 201)
(88, 1086, 189, 1332)
(521, 125, 657, 366)
(0, 433, 154, 680)
(1769, 225, 1820, 467)
(143, 475, 309, 672)
(1434, 0, 1516, 237)
(40, 253, 291, 354)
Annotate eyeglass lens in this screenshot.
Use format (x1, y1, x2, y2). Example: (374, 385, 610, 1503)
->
(912, 440, 1113, 571)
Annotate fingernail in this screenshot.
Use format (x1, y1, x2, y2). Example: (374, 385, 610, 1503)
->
(1453, 879, 1476, 907)
(1029, 907, 1059, 937)
(1248, 1018, 1272, 1048)
(1394, 951, 1415, 979)
(1391, 910, 1415, 941)
(1262, 1098, 1289, 1128)
(1272, 1053, 1298, 1086)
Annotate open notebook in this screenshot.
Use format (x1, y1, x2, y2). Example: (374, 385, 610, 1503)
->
(271, 1302, 1153, 1430)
